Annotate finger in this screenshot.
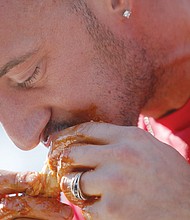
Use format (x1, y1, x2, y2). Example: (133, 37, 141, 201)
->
(64, 142, 141, 171)
(0, 170, 60, 198)
(14, 219, 39, 220)
(0, 195, 73, 220)
(14, 218, 37, 220)
(60, 171, 102, 207)
(0, 170, 42, 196)
(52, 122, 126, 145)
(59, 144, 112, 169)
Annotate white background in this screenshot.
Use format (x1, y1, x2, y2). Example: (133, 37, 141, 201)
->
(0, 125, 48, 172)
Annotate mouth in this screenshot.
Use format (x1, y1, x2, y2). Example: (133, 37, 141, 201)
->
(40, 127, 52, 148)
(42, 135, 52, 147)
(40, 123, 67, 148)
(40, 119, 82, 147)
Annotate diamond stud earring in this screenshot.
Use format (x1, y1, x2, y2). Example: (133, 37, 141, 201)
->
(123, 10, 132, 19)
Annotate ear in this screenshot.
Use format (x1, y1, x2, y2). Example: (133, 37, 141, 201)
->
(109, 0, 133, 15)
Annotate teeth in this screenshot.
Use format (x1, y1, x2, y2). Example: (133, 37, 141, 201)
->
(43, 136, 52, 147)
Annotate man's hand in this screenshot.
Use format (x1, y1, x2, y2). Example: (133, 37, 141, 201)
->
(59, 122, 190, 220)
(0, 171, 73, 220)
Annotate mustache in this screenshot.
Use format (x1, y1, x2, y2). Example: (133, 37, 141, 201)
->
(43, 120, 77, 140)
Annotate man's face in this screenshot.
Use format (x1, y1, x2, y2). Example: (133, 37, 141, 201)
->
(0, 1, 188, 149)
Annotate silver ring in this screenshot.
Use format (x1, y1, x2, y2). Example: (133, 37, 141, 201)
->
(70, 172, 88, 201)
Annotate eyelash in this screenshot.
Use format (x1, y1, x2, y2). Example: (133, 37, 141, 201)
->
(18, 67, 40, 89)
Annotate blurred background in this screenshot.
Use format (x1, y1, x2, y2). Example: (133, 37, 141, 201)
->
(0, 124, 48, 172)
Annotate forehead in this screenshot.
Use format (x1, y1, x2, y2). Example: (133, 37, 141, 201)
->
(0, 1, 49, 65)
(0, 1, 43, 39)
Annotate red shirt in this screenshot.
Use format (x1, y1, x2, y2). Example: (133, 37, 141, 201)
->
(139, 99, 190, 162)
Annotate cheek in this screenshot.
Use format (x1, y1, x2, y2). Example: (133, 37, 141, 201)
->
(44, 51, 97, 110)
(45, 74, 96, 110)
(45, 67, 124, 124)
(44, 29, 129, 122)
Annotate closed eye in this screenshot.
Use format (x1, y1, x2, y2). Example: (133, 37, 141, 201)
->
(18, 66, 41, 89)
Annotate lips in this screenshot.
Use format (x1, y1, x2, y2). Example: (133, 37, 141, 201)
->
(40, 127, 52, 148)
(42, 135, 52, 147)
(40, 119, 78, 147)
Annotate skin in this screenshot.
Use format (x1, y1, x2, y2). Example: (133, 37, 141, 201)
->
(0, 0, 190, 219)
(60, 122, 190, 220)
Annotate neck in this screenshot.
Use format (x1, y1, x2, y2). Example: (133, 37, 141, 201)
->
(141, 69, 190, 119)
(141, 0, 190, 118)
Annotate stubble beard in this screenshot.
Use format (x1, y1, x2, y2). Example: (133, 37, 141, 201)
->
(70, 0, 159, 126)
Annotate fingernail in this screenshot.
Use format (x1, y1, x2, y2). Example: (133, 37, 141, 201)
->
(63, 205, 73, 220)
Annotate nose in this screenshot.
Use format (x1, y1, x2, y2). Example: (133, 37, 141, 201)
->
(0, 91, 50, 150)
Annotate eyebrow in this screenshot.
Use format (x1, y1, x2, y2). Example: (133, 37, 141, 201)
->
(0, 48, 39, 78)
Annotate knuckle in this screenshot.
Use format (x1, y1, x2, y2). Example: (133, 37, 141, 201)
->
(111, 144, 141, 164)
(76, 121, 96, 135)
(112, 144, 129, 161)
(104, 199, 120, 217)
(102, 169, 127, 190)
(109, 172, 127, 189)
(129, 126, 145, 137)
